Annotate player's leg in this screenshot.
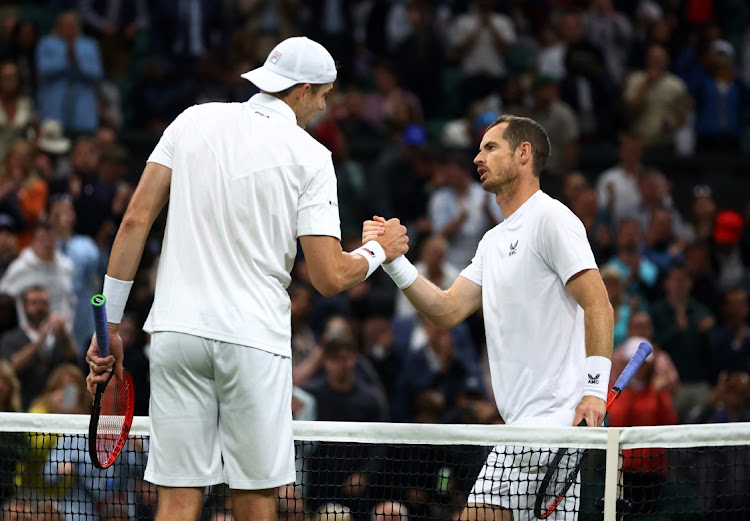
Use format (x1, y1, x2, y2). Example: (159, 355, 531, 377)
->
(460, 503, 513, 520)
(216, 342, 296, 521)
(145, 333, 224, 512)
(230, 488, 278, 521)
(154, 487, 204, 521)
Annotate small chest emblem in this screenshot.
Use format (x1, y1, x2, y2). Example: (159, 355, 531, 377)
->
(509, 241, 518, 256)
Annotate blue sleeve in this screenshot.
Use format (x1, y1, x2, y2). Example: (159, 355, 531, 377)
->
(36, 37, 69, 81)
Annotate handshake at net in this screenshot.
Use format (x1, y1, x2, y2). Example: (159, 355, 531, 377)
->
(361, 215, 409, 263)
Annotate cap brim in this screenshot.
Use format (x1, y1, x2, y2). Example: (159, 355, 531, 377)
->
(241, 67, 298, 93)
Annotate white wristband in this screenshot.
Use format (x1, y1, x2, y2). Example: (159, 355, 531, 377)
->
(583, 356, 612, 401)
(353, 241, 386, 281)
(102, 275, 134, 324)
(382, 255, 419, 289)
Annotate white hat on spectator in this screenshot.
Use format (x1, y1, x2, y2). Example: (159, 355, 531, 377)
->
(37, 119, 71, 155)
(241, 37, 337, 93)
(711, 39, 735, 58)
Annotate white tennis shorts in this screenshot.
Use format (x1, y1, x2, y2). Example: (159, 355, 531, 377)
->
(467, 445, 581, 521)
(144, 331, 295, 489)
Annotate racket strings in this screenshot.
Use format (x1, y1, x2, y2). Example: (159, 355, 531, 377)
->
(95, 376, 134, 466)
(539, 448, 586, 504)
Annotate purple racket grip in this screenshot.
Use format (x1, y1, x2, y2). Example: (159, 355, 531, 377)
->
(613, 341, 653, 392)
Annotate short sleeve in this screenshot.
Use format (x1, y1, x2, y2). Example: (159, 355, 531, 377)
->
(297, 157, 341, 240)
(147, 110, 189, 168)
(538, 203, 598, 284)
(459, 232, 488, 286)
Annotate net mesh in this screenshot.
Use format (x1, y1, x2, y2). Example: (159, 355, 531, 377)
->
(0, 415, 747, 521)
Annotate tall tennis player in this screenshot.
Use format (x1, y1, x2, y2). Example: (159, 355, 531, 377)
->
(85, 36, 409, 521)
(363, 115, 614, 520)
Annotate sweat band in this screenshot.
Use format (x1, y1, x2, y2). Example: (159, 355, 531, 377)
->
(353, 241, 386, 280)
(382, 255, 419, 290)
(102, 275, 133, 324)
(583, 356, 612, 401)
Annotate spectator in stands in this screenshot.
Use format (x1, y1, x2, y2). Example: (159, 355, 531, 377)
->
(692, 370, 750, 424)
(712, 287, 750, 374)
(0, 295, 17, 335)
(363, 61, 423, 134)
(516, 75, 579, 176)
(334, 88, 383, 163)
(305, 337, 388, 515)
(0, 222, 76, 329)
(428, 149, 502, 270)
(607, 336, 678, 515)
(596, 133, 645, 225)
(0, 286, 78, 409)
(301, 0, 356, 86)
(441, 107, 498, 157)
(449, 0, 516, 110)
(35, 119, 72, 181)
(49, 195, 103, 354)
(622, 44, 690, 151)
(711, 209, 747, 291)
(289, 281, 320, 388)
(0, 60, 35, 163)
(613, 310, 680, 398)
(35, 11, 103, 135)
(392, 318, 482, 423)
(642, 207, 686, 271)
(604, 217, 660, 310)
(0, 498, 32, 521)
(630, 169, 688, 241)
(559, 9, 616, 141)
(581, 0, 633, 85)
(684, 240, 722, 314)
(119, 313, 150, 416)
(2, 20, 39, 100)
(371, 501, 409, 521)
(569, 188, 614, 264)
(78, 0, 149, 80)
(688, 39, 750, 154)
(0, 360, 23, 501)
(651, 263, 716, 421)
(561, 171, 589, 209)
(685, 185, 717, 243)
(0, 140, 47, 250)
(312, 503, 351, 521)
(602, 265, 634, 348)
(369, 124, 435, 242)
(394, 235, 460, 319)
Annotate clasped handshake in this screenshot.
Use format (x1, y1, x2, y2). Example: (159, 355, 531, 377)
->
(361, 215, 408, 263)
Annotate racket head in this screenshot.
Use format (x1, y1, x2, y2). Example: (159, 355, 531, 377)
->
(88, 369, 135, 469)
(534, 446, 587, 519)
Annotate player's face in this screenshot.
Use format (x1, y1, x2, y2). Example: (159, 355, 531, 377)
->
(297, 82, 334, 128)
(474, 123, 520, 195)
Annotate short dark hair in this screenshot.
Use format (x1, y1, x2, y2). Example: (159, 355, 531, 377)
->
(322, 337, 357, 358)
(487, 114, 550, 177)
(273, 82, 328, 100)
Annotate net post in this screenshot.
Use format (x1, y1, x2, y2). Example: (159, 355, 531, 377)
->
(603, 427, 621, 521)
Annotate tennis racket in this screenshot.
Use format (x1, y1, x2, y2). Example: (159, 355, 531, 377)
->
(533, 341, 653, 519)
(88, 294, 135, 469)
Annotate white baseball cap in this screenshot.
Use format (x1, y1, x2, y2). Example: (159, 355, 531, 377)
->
(241, 37, 337, 93)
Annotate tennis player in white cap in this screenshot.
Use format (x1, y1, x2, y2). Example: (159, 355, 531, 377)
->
(85, 36, 409, 521)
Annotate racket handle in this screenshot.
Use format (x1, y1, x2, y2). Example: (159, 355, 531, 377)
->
(612, 341, 652, 393)
(91, 295, 110, 358)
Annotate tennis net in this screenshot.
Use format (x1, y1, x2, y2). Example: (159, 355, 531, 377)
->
(0, 413, 747, 520)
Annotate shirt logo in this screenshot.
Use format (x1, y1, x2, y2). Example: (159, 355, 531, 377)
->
(361, 248, 375, 257)
(588, 374, 600, 385)
(269, 51, 282, 64)
(328, 200, 338, 207)
(509, 241, 518, 256)
(254, 111, 269, 118)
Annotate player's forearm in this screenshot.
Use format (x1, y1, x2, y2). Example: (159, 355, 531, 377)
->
(106, 216, 151, 282)
(402, 276, 462, 329)
(583, 300, 614, 359)
(311, 252, 370, 297)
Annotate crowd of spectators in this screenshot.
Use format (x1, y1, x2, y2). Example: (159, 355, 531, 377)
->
(0, 0, 748, 520)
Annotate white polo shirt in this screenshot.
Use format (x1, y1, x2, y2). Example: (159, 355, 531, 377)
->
(144, 94, 341, 357)
(460, 191, 598, 425)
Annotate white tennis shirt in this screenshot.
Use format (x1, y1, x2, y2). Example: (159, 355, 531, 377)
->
(143, 94, 341, 357)
(460, 191, 598, 425)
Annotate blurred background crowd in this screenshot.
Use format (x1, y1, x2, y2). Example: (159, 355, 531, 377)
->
(0, 0, 748, 519)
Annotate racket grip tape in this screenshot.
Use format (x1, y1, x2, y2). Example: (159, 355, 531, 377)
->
(613, 341, 653, 392)
(91, 295, 110, 358)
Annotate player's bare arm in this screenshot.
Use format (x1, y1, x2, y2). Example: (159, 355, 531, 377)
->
(363, 216, 482, 328)
(300, 218, 408, 297)
(87, 161, 172, 394)
(566, 268, 615, 427)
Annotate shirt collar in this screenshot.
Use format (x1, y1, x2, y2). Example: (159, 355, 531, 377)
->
(247, 93, 298, 125)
